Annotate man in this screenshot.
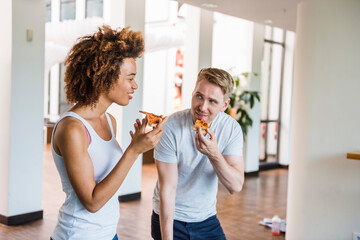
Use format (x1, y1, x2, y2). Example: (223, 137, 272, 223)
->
(151, 68, 245, 240)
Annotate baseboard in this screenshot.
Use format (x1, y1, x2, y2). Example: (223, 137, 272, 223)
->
(245, 171, 259, 177)
(118, 192, 141, 202)
(279, 164, 289, 169)
(259, 162, 281, 171)
(0, 210, 43, 226)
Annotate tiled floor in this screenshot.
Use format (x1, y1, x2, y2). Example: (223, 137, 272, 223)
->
(0, 144, 287, 240)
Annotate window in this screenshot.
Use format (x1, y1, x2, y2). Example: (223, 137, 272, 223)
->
(45, 0, 51, 22)
(259, 26, 285, 166)
(59, 63, 72, 114)
(60, 0, 76, 21)
(86, 0, 103, 18)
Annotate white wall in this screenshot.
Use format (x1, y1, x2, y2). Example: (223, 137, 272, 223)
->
(104, 0, 126, 146)
(212, 13, 253, 74)
(103, 0, 125, 28)
(0, 0, 45, 217)
(286, 0, 360, 239)
(145, 0, 169, 23)
(0, 0, 13, 216)
(181, 5, 200, 109)
(142, 0, 179, 116)
(198, 9, 213, 70)
(117, 0, 146, 196)
(244, 23, 264, 173)
(143, 50, 169, 114)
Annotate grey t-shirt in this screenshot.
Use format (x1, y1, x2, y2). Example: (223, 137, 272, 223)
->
(152, 109, 243, 222)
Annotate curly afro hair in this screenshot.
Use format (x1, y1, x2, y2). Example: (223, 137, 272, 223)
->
(64, 25, 144, 107)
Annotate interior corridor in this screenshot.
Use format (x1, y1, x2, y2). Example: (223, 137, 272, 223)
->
(0, 144, 287, 240)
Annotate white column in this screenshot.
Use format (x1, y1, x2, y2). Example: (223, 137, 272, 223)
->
(181, 4, 200, 109)
(0, 0, 45, 223)
(103, 0, 125, 27)
(116, 0, 146, 197)
(286, 0, 360, 239)
(52, 0, 60, 22)
(244, 23, 263, 173)
(0, 0, 12, 218)
(104, 0, 125, 145)
(164, 49, 177, 115)
(198, 9, 213, 70)
(143, 50, 169, 115)
(76, 0, 86, 20)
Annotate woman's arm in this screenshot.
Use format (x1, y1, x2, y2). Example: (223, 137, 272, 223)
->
(54, 117, 164, 212)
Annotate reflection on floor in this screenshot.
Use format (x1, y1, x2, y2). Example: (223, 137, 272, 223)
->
(0, 144, 287, 240)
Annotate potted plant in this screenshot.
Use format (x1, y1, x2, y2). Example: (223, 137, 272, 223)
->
(225, 72, 261, 138)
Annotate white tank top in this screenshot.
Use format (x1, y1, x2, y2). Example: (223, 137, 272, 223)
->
(51, 111, 123, 240)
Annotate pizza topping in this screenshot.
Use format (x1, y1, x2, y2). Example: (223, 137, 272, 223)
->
(192, 119, 209, 135)
(139, 111, 167, 127)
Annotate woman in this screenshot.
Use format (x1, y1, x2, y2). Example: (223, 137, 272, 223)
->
(50, 26, 164, 240)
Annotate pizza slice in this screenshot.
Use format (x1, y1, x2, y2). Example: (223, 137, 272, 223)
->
(139, 111, 167, 127)
(192, 119, 209, 135)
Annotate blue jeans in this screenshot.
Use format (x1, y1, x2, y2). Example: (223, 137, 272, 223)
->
(151, 211, 226, 240)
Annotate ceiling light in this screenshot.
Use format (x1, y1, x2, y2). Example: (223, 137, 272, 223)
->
(264, 20, 272, 24)
(201, 3, 218, 9)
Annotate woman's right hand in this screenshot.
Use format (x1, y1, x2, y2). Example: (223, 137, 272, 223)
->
(129, 117, 166, 154)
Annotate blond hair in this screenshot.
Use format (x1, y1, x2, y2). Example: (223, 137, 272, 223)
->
(197, 68, 234, 98)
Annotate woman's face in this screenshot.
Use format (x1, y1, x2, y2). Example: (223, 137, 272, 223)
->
(108, 58, 138, 106)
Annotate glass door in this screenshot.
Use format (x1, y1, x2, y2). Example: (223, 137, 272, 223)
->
(259, 26, 285, 170)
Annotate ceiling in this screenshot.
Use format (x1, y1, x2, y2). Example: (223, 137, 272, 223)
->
(176, 0, 303, 32)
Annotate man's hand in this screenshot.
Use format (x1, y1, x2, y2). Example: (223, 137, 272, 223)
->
(194, 126, 220, 158)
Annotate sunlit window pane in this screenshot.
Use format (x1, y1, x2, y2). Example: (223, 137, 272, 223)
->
(273, 27, 284, 43)
(86, 0, 103, 18)
(61, 0, 76, 21)
(261, 42, 271, 120)
(46, 0, 51, 22)
(265, 25, 272, 40)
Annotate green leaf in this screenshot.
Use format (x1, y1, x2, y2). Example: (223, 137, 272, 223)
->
(249, 96, 254, 108)
(224, 71, 261, 140)
(246, 116, 253, 127)
(241, 72, 249, 78)
(254, 92, 261, 102)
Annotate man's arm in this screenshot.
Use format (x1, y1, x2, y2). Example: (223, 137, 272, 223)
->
(208, 153, 244, 194)
(195, 127, 244, 194)
(155, 160, 178, 240)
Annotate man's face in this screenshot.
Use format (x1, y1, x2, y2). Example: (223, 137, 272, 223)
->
(191, 78, 229, 124)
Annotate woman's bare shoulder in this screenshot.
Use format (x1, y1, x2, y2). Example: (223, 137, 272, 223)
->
(56, 117, 86, 134)
(53, 117, 89, 151)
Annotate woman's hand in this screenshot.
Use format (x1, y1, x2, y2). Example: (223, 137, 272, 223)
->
(129, 117, 166, 154)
